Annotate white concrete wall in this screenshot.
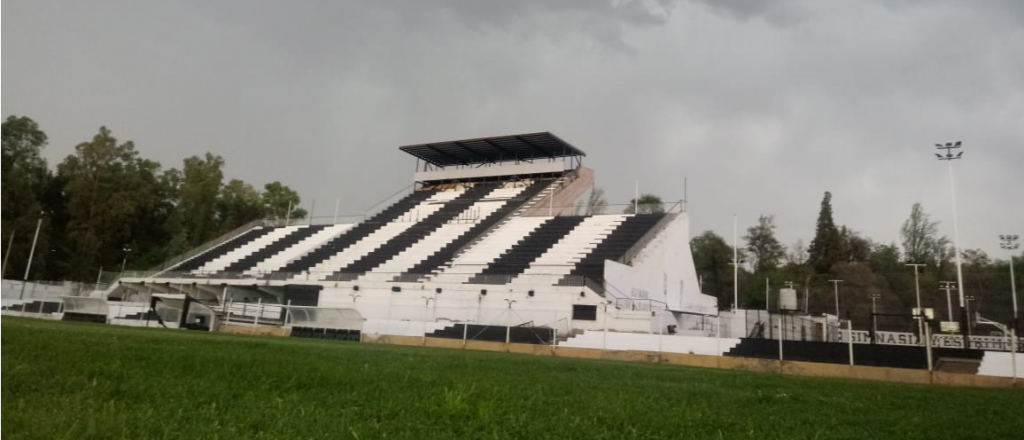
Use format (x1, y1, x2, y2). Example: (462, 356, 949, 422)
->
(560, 330, 741, 356)
(604, 213, 718, 316)
(315, 280, 654, 334)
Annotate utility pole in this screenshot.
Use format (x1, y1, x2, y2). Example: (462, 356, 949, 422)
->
(907, 263, 926, 341)
(939, 281, 957, 323)
(935, 141, 968, 348)
(869, 293, 881, 335)
(1000, 234, 1019, 333)
(18, 215, 44, 300)
(2, 230, 14, 279)
(732, 213, 739, 311)
(829, 279, 843, 318)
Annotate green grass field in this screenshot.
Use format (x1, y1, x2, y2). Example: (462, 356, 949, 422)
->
(2, 317, 1022, 439)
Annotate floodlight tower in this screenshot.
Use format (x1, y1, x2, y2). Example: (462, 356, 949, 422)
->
(1000, 234, 1019, 332)
(935, 141, 968, 347)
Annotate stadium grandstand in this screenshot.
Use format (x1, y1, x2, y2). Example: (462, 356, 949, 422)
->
(71, 132, 717, 340)
(9, 132, 1016, 378)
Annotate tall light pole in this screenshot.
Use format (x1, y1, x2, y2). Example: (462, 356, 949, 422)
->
(732, 213, 739, 311)
(940, 281, 956, 322)
(965, 295, 976, 337)
(1000, 234, 1019, 333)
(2, 230, 14, 279)
(870, 293, 881, 335)
(18, 215, 44, 300)
(907, 263, 926, 340)
(120, 245, 133, 273)
(829, 279, 843, 318)
(935, 141, 968, 346)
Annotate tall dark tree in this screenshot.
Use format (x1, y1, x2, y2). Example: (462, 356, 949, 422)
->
(217, 179, 265, 230)
(57, 127, 167, 279)
(691, 230, 747, 307)
(900, 203, 949, 265)
(168, 153, 225, 247)
(744, 215, 785, 274)
(1, 116, 52, 278)
(808, 191, 844, 273)
(262, 181, 307, 220)
(840, 226, 872, 262)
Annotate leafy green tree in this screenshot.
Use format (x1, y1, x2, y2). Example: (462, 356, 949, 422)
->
(167, 153, 225, 247)
(691, 230, 748, 308)
(744, 215, 785, 274)
(57, 127, 168, 279)
(808, 191, 844, 273)
(623, 194, 665, 214)
(900, 203, 949, 265)
(217, 179, 265, 230)
(2, 116, 52, 279)
(262, 181, 306, 220)
(840, 226, 872, 262)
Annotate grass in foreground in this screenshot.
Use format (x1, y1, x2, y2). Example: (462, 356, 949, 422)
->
(2, 317, 1022, 439)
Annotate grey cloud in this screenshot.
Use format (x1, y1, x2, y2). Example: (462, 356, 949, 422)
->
(3, 0, 1022, 257)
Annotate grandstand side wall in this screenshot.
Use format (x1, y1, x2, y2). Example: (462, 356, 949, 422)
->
(604, 212, 717, 316)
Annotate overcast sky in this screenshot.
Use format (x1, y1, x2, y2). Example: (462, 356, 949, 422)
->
(4, 0, 1023, 258)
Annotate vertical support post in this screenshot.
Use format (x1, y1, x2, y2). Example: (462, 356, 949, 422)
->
(333, 197, 340, 224)
(925, 319, 933, 372)
(18, 217, 43, 301)
(1010, 329, 1017, 381)
(634, 180, 639, 214)
(463, 321, 469, 348)
(285, 299, 292, 327)
(252, 298, 261, 329)
(715, 315, 721, 355)
(732, 214, 738, 310)
(847, 320, 854, 366)
(94, 267, 103, 292)
(1, 230, 13, 278)
(778, 315, 784, 361)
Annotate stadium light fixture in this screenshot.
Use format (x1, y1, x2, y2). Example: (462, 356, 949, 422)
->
(935, 140, 968, 348)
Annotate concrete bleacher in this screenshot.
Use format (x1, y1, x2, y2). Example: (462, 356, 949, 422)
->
(279, 189, 436, 275)
(245, 224, 352, 276)
(518, 214, 629, 285)
(166, 226, 274, 273)
(361, 183, 531, 281)
(327, 183, 498, 280)
(304, 189, 469, 281)
(224, 225, 329, 273)
(197, 226, 302, 273)
(430, 216, 550, 284)
(469, 216, 586, 284)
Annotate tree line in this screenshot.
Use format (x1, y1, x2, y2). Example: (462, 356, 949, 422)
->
(2, 115, 306, 282)
(691, 191, 1022, 331)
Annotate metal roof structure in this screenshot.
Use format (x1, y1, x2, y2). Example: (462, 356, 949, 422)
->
(399, 132, 586, 167)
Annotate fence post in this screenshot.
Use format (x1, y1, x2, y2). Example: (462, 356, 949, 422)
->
(252, 298, 262, 329)
(778, 315, 784, 361)
(847, 320, 854, 366)
(924, 320, 933, 371)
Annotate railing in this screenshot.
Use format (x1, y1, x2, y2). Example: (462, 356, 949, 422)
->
(118, 269, 595, 287)
(150, 219, 267, 272)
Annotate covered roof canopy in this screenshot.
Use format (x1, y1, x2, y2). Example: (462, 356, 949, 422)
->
(399, 132, 585, 167)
